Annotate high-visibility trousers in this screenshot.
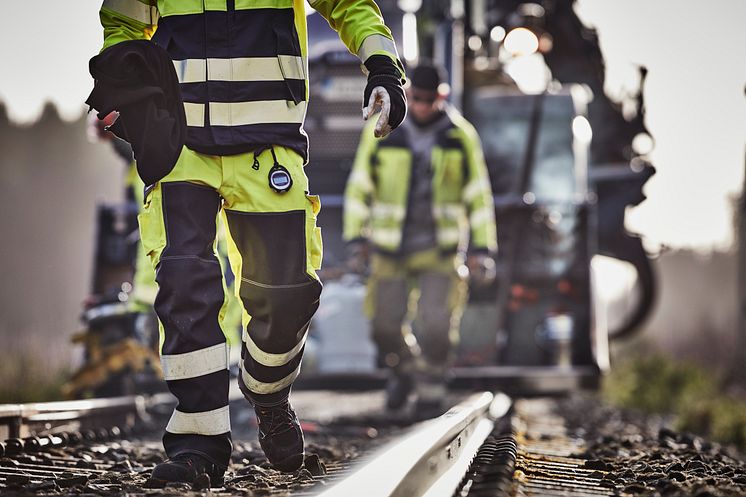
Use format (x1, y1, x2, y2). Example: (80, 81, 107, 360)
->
(365, 249, 466, 370)
(129, 162, 243, 348)
(138, 145, 323, 466)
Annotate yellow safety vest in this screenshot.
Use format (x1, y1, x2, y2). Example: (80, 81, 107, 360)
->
(344, 107, 498, 254)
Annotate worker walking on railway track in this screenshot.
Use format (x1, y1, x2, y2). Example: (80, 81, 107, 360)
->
(344, 61, 497, 412)
(88, 0, 406, 485)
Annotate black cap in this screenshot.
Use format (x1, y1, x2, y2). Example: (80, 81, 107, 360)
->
(409, 60, 447, 92)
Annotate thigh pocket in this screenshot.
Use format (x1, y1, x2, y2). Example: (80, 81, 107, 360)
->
(137, 184, 167, 266)
(305, 194, 323, 273)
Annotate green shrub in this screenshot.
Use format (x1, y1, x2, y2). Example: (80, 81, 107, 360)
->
(604, 354, 746, 450)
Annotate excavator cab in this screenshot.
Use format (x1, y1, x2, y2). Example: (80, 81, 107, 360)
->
(455, 86, 604, 392)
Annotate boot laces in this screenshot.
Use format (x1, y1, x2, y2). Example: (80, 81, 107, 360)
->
(257, 402, 296, 437)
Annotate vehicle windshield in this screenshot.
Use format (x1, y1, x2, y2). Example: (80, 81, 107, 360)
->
(466, 91, 578, 202)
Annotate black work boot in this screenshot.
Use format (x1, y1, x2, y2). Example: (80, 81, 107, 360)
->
(414, 366, 448, 418)
(254, 401, 305, 472)
(149, 452, 226, 487)
(414, 377, 447, 414)
(385, 369, 415, 410)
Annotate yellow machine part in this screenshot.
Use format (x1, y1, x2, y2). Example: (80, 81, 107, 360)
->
(63, 337, 162, 399)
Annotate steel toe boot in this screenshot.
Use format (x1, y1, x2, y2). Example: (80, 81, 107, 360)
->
(149, 452, 226, 487)
(255, 401, 305, 472)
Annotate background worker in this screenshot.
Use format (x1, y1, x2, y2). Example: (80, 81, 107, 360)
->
(93, 0, 406, 485)
(344, 61, 497, 412)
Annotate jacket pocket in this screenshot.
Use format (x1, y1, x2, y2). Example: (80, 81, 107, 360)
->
(274, 21, 305, 104)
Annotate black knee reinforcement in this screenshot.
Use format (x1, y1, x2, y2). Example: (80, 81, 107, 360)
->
(155, 182, 226, 355)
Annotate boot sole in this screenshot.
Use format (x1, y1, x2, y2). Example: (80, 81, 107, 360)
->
(143, 473, 225, 488)
(271, 453, 304, 473)
(144, 475, 225, 488)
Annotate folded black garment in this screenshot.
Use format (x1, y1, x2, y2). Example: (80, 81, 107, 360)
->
(86, 40, 185, 186)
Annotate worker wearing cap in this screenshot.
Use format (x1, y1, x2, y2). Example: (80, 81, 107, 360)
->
(93, 0, 406, 485)
(344, 61, 497, 412)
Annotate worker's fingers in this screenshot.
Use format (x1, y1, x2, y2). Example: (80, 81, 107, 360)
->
(363, 87, 381, 120)
(374, 100, 392, 138)
(362, 87, 392, 138)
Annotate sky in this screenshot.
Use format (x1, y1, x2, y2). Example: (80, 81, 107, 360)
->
(1, 0, 744, 251)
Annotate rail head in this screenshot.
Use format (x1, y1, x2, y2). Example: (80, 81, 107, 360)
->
(317, 391, 511, 497)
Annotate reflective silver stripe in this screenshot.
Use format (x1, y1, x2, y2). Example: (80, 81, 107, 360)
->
(372, 203, 406, 221)
(348, 169, 374, 193)
(437, 227, 462, 246)
(161, 343, 228, 381)
(469, 206, 494, 228)
(210, 101, 307, 126)
(345, 198, 370, 219)
(184, 102, 205, 127)
(371, 228, 401, 247)
(433, 203, 465, 220)
(241, 363, 302, 394)
(325, 116, 365, 131)
(173, 59, 206, 84)
(102, 0, 158, 23)
(358, 34, 400, 63)
(463, 177, 491, 203)
(278, 55, 306, 81)
(166, 406, 230, 435)
(243, 330, 307, 367)
(172, 57, 305, 84)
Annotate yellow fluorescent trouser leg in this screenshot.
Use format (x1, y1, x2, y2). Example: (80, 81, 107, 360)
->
(217, 147, 322, 404)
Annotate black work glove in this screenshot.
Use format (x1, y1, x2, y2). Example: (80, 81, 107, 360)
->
(362, 55, 407, 138)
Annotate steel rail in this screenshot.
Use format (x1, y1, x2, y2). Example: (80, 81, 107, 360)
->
(316, 391, 511, 497)
(0, 392, 175, 440)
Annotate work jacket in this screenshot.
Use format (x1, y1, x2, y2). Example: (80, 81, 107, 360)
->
(344, 107, 498, 255)
(99, 0, 400, 160)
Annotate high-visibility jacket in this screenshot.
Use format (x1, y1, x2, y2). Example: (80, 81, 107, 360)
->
(99, 0, 401, 160)
(344, 107, 498, 254)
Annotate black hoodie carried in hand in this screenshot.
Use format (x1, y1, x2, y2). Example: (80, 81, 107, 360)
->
(86, 40, 186, 186)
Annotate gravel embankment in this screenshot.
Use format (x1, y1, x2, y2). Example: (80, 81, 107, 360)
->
(560, 395, 746, 496)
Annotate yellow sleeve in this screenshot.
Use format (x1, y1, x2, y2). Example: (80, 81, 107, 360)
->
(459, 120, 498, 252)
(99, 0, 158, 51)
(309, 0, 401, 70)
(343, 120, 379, 242)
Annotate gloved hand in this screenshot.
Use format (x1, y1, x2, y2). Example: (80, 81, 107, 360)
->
(362, 55, 407, 138)
(466, 253, 497, 287)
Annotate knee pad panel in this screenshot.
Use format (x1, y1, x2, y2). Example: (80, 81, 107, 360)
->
(225, 210, 310, 286)
(160, 182, 221, 258)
